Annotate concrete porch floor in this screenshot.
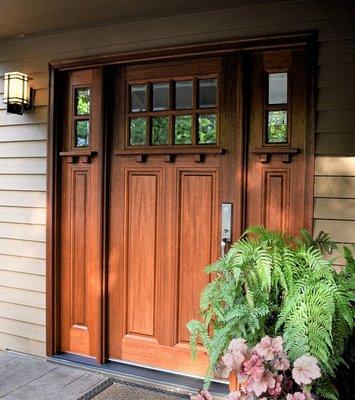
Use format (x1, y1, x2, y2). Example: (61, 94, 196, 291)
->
(0, 351, 107, 399)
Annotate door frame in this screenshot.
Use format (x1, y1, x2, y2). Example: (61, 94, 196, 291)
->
(46, 32, 317, 362)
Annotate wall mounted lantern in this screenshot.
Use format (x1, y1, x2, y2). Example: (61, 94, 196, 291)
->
(3, 71, 34, 115)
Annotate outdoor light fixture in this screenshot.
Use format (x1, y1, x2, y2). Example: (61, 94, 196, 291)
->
(3, 71, 34, 115)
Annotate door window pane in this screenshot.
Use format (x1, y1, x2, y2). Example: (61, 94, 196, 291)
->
(198, 114, 217, 144)
(153, 82, 169, 111)
(152, 117, 169, 145)
(267, 111, 287, 143)
(175, 80, 193, 110)
(131, 85, 147, 112)
(199, 78, 217, 108)
(174, 115, 192, 144)
(268, 73, 288, 104)
(75, 120, 90, 147)
(130, 118, 147, 145)
(75, 88, 90, 115)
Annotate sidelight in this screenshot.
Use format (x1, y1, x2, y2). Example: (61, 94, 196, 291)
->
(265, 72, 288, 144)
(73, 87, 91, 148)
(267, 111, 287, 143)
(268, 73, 287, 104)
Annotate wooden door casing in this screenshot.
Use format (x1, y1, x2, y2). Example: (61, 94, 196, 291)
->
(59, 69, 104, 360)
(107, 57, 240, 375)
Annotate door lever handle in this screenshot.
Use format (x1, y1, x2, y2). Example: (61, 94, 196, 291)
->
(221, 238, 228, 257)
(221, 203, 232, 257)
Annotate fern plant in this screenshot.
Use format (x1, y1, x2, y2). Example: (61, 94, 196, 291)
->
(187, 226, 355, 399)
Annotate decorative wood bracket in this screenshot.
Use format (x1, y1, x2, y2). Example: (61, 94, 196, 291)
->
(114, 147, 225, 163)
(59, 150, 97, 164)
(251, 147, 299, 164)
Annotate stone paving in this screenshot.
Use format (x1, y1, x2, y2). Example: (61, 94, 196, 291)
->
(0, 351, 106, 399)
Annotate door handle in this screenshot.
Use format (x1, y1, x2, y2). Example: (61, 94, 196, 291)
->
(221, 203, 232, 256)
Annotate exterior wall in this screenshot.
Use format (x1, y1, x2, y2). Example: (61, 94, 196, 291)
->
(0, 0, 354, 356)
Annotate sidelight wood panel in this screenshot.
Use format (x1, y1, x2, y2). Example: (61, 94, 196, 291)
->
(59, 68, 104, 361)
(262, 169, 290, 232)
(246, 49, 313, 236)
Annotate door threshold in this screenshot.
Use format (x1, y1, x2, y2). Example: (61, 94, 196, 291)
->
(49, 353, 228, 397)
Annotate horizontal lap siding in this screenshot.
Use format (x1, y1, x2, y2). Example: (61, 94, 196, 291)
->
(0, 0, 354, 356)
(0, 72, 47, 355)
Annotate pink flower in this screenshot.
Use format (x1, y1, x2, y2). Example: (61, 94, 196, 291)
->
(268, 374, 283, 396)
(247, 370, 276, 396)
(272, 352, 291, 371)
(286, 392, 306, 400)
(303, 392, 312, 400)
(243, 354, 264, 379)
(222, 339, 248, 372)
(190, 390, 213, 400)
(214, 360, 231, 379)
(292, 356, 321, 385)
(254, 336, 283, 360)
(228, 338, 248, 354)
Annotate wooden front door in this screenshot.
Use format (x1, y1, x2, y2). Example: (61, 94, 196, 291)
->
(55, 45, 311, 374)
(107, 57, 240, 375)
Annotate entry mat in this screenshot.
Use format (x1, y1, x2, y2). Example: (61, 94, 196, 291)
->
(80, 378, 191, 400)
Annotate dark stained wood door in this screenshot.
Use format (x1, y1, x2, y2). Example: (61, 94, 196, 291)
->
(107, 57, 241, 375)
(59, 69, 104, 360)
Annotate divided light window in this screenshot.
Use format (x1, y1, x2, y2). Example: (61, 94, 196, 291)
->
(128, 78, 218, 147)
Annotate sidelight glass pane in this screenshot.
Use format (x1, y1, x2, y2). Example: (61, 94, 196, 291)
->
(131, 84, 147, 112)
(198, 114, 217, 144)
(153, 82, 170, 111)
(174, 115, 192, 144)
(75, 88, 90, 115)
(75, 120, 90, 147)
(130, 117, 147, 145)
(267, 111, 287, 143)
(175, 80, 193, 109)
(199, 78, 217, 108)
(268, 73, 288, 104)
(152, 116, 169, 145)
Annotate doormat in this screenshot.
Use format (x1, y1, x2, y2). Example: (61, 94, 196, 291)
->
(80, 378, 191, 400)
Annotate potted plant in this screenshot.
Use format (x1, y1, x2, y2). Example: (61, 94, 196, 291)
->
(187, 226, 355, 399)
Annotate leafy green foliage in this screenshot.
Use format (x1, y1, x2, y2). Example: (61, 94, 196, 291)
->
(187, 226, 355, 396)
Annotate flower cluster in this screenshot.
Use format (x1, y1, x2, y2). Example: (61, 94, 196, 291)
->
(190, 336, 321, 400)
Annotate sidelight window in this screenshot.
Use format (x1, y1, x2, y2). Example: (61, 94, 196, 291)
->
(265, 73, 288, 144)
(73, 87, 91, 147)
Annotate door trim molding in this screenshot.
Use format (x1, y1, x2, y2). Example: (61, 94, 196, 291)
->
(47, 31, 316, 359)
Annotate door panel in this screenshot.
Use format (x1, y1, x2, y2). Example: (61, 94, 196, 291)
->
(177, 171, 218, 345)
(59, 69, 103, 360)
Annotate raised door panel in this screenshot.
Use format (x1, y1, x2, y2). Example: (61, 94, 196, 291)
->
(176, 171, 218, 345)
(125, 171, 161, 341)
